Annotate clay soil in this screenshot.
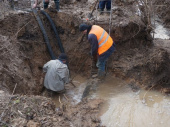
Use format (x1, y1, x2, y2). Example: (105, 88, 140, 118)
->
(0, 0, 170, 126)
(0, 91, 103, 127)
(154, 0, 170, 28)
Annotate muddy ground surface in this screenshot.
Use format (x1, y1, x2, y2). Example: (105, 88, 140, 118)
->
(0, 91, 103, 127)
(0, 0, 170, 126)
(154, 0, 170, 28)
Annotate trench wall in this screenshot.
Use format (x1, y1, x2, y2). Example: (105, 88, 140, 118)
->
(0, 5, 170, 94)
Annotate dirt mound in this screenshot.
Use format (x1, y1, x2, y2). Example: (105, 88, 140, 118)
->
(125, 47, 170, 92)
(0, 0, 11, 19)
(154, 0, 170, 28)
(0, 93, 103, 127)
(0, 0, 31, 20)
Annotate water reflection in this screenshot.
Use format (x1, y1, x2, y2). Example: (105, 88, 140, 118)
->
(52, 75, 170, 127)
(88, 76, 170, 127)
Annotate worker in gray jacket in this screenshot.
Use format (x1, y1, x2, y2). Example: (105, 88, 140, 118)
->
(43, 53, 69, 92)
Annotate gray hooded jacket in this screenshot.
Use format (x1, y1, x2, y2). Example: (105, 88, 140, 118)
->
(43, 59, 69, 92)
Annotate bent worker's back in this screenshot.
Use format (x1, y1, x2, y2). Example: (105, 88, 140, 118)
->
(43, 59, 69, 92)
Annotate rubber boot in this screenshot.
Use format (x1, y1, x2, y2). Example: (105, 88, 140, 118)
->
(107, 9, 111, 12)
(54, 0, 60, 11)
(99, 8, 104, 15)
(97, 70, 106, 80)
(91, 67, 98, 78)
(9, 0, 14, 9)
(14, 0, 18, 9)
(43, 2, 49, 9)
(106, 9, 111, 16)
(91, 57, 98, 77)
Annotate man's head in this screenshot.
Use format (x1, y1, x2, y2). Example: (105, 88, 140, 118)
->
(79, 24, 89, 34)
(58, 53, 68, 64)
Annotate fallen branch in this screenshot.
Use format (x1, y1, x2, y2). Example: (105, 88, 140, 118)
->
(142, 84, 157, 103)
(15, 20, 33, 39)
(0, 83, 17, 121)
(63, 94, 69, 101)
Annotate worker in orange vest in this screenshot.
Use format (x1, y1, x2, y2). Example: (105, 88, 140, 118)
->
(79, 24, 115, 79)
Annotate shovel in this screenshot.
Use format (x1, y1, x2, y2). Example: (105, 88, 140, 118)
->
(88, 0, 99, 19)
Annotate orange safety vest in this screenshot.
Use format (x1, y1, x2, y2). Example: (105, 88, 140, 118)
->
(89, 25, 113, 55)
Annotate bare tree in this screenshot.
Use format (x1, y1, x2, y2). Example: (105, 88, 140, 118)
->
(137, 0, 156, 35)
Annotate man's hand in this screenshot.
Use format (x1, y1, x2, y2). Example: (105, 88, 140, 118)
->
(32, 3, 37, 8)
(32, 0, 39, 8)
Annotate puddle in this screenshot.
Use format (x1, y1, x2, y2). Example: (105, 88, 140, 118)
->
(88, 76, 170, 127)
(51, 94, 63, 107)
(66, 75, 88, 104)
(51, 75, 170, 127)
(51, 75, 88, 107)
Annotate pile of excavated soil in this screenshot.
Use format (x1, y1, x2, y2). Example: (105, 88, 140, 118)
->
(0, 0, 11, 19)
(0, 92, 103, 127)
(154, 0, 170, 28)
(0, 0, 31, 20)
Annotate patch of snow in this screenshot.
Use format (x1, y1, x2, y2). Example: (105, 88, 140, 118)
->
(154, 21, 170, 39)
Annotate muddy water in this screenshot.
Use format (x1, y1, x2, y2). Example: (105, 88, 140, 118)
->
(89, 76, 170, 127)
(51, 75, 88, 107)
(66, 75, 88, 104)
(66, 75, 170, 127)
(51, 75, 170, 127)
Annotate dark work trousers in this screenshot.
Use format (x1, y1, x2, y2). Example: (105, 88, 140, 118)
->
(97, 43, 115, 72)
(43, 0, 60, 11)
(99, 0, 111, 11)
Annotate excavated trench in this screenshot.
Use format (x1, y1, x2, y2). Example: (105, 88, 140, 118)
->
(0, 0, 170, 126)
(0, 8, 170, 95)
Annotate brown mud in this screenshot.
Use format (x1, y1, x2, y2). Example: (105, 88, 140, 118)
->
(154, 0, 170, 28)
(0, 91, 102, 127)
(0, 0, 170, 126)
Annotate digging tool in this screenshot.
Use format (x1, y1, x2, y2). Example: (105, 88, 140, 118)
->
(69, 56, 89, 87)
(88, 0, 99, 19)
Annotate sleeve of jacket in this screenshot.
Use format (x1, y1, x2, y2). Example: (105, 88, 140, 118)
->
(88, 34, 98, 56)
(62, 67, 70, 84)
(43, 60, 51, 72)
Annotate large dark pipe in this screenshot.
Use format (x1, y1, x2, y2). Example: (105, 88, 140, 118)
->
(41, 10, 65, 53)
(32, 8, 56, 60)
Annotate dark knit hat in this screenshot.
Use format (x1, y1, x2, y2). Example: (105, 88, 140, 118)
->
(58, 53, 67, 61)
(79, 24, 89, 31)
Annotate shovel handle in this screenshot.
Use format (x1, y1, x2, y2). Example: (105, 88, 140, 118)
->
(90, 0, 99, 15)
